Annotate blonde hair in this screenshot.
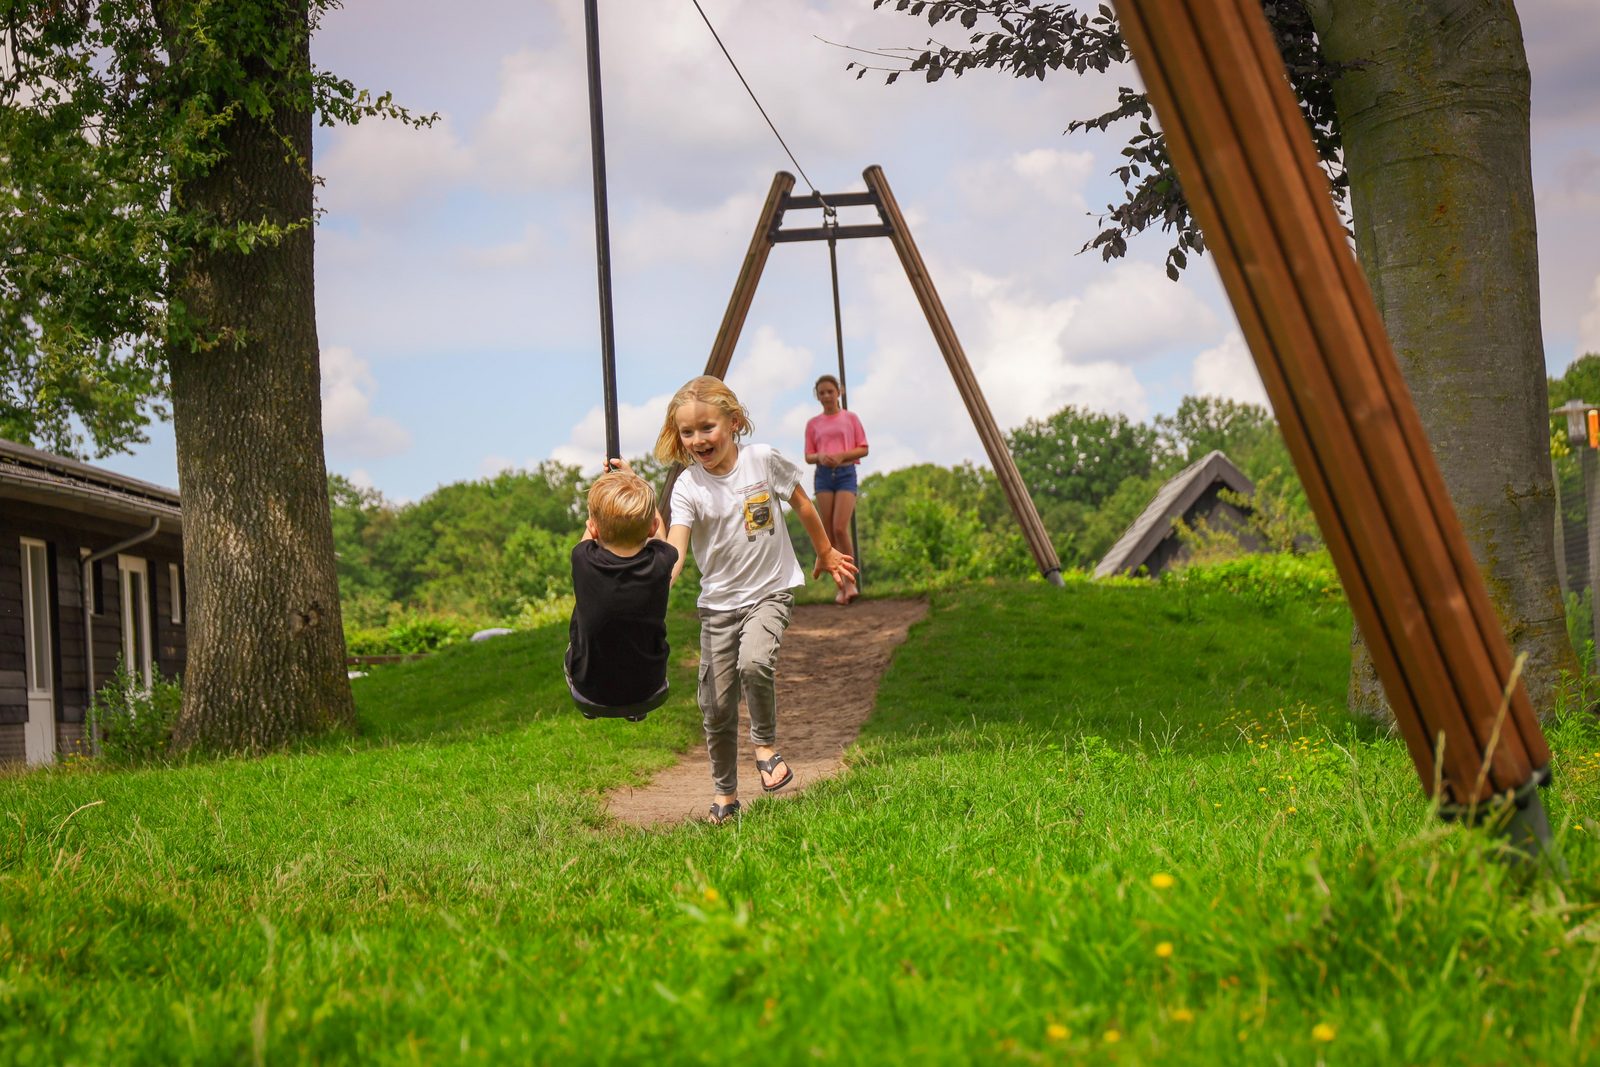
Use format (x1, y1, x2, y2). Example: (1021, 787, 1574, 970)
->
(653, 375, 753, 466)
(587, 471, 657, 545)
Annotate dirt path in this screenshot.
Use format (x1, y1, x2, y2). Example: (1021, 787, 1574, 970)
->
(604, 597, 928, 827)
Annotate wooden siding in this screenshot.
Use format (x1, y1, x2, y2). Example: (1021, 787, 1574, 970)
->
(0, 499, 184, 750)
(0, 723, 22, 764)
(0, 534, 25, 726)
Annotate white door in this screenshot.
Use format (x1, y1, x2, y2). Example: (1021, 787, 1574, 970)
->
(20, 538, 56, 765)
(119, 554, 153, 688)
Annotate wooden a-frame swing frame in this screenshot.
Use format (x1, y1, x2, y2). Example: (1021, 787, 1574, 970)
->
(684, 165, 1065, 587)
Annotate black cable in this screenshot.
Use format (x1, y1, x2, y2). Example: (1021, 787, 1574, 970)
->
(689, 0, 830, 206)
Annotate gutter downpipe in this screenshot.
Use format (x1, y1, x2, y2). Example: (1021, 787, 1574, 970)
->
(83, 517, 161, 753)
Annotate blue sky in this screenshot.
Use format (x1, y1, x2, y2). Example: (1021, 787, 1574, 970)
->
(98, 0, 1600, 503)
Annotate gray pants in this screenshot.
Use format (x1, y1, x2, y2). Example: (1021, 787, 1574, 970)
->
(697, 591, 794, 796)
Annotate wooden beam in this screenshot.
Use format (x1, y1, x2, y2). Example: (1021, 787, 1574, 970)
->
(1115, 0, 1548, 806)
(863, 165, 1064, 586)
(772, 224, 893, 243)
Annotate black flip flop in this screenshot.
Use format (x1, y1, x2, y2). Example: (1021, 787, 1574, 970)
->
(756, 753, 794, 793)
(708, 800, 742, 825)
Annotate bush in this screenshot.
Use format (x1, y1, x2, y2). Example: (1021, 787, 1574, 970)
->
(1165, 551, 1343, 607)
(346, 614, 471, 656)
(87, 662, 182, 766)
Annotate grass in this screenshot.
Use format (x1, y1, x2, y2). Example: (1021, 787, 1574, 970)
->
(3, 579, 1600, 1064)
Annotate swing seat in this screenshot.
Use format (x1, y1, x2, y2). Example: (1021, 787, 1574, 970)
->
(567, 675, 669, 724)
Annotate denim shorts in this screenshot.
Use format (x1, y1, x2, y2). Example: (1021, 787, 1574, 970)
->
(813, 463, 859, 495)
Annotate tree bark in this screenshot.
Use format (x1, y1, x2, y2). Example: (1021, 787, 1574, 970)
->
(165, 0, 355, 751)
(1304, 0, 1576, 719)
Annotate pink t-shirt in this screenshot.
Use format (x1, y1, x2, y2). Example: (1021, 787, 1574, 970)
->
(804, 410, 869, 465)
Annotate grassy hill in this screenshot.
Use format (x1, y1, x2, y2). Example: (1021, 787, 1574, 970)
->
(3, 580, 1598, 1064)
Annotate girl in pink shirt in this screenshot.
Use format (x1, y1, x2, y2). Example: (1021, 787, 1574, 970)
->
(803, 374, 869, 604)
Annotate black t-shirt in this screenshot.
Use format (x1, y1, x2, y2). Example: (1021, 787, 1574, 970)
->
(565, 539, 678, 706)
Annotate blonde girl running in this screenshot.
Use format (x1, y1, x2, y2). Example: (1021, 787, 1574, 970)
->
(658, 375, 857, 824)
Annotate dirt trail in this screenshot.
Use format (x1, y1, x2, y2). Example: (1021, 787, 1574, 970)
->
(604, 597, 928, 827)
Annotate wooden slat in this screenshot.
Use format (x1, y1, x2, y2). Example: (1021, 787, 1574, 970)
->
(772, 224, 893, 243)
(1115, 0, 1547, 803)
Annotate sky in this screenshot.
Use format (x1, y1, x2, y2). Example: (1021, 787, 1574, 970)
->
(96, 0, 1600, 503)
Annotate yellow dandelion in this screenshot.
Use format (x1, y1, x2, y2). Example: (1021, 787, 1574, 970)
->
(1171, 1008, 1195, 1024)
(1150, 872, 1176, 890)
(1258, 787, 1268, 793)
(1046, 1023, 1070, 1042)
(1286, 807, 1297, 814)
(703, 887, 720, 904)
(1103, 1029, 1121, 1044)
(1155, 941, 1174, 958)
(1312, 1022, 1336, 1043)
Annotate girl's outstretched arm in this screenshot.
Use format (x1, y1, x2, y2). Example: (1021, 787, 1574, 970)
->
(667, 525, 692, 584)
(788, 486, 858, 587)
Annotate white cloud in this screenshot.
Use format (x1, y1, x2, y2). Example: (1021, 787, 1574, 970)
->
(319, 115, 472, 214)
(1578, 275, 1600, 359)
(479, 454, 516, 477)
(725, 327, 817, 423)
(617, 192, 760, 269)
(474, 45, 590, 190)
(1191, 331, 1269, 407)
(320, 347, 412, 460)
(956, 148, 1096, 219)
(1068, 262, 1222, 360)
(550, 391, 676, 470)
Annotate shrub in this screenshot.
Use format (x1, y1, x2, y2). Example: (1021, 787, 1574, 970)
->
(87, 662, 182, 766)
(346, 614, 471, 656)
(1165, 550, 1343, 607)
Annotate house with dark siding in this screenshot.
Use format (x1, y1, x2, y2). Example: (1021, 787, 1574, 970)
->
(1, 438, 186, 766)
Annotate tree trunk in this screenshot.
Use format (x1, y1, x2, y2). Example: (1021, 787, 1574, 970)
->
(1304, 0, 1576, 719)
(165, 0, 355, 751)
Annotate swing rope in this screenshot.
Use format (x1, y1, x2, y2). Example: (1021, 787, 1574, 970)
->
(689, 0, 832, 210)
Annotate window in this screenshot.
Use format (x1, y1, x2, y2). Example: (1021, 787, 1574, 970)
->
(118, 555, 152, 688)
(21, 539, 52, 698)
(168, 562, 183, 624)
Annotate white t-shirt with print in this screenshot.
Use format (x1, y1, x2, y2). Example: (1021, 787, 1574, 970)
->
(670, 443, 806, 611)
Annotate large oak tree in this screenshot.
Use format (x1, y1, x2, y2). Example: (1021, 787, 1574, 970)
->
(1, 0, 427, 750)
(866, 0, 1576, 715)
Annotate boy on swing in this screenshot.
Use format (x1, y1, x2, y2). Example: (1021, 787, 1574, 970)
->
(565, 461, 679, 721)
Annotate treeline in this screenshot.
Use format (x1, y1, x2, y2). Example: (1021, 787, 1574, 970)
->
(328, 396, 1317, 631)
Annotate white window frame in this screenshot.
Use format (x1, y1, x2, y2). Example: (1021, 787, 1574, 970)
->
(21, 538, 56, 766)
(118, 554, 153, 689)
(20, 539, 53, 699)
(168, 562, 183, 624)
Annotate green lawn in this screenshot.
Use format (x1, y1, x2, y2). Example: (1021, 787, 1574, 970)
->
(3, 580, 1599, 1064)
